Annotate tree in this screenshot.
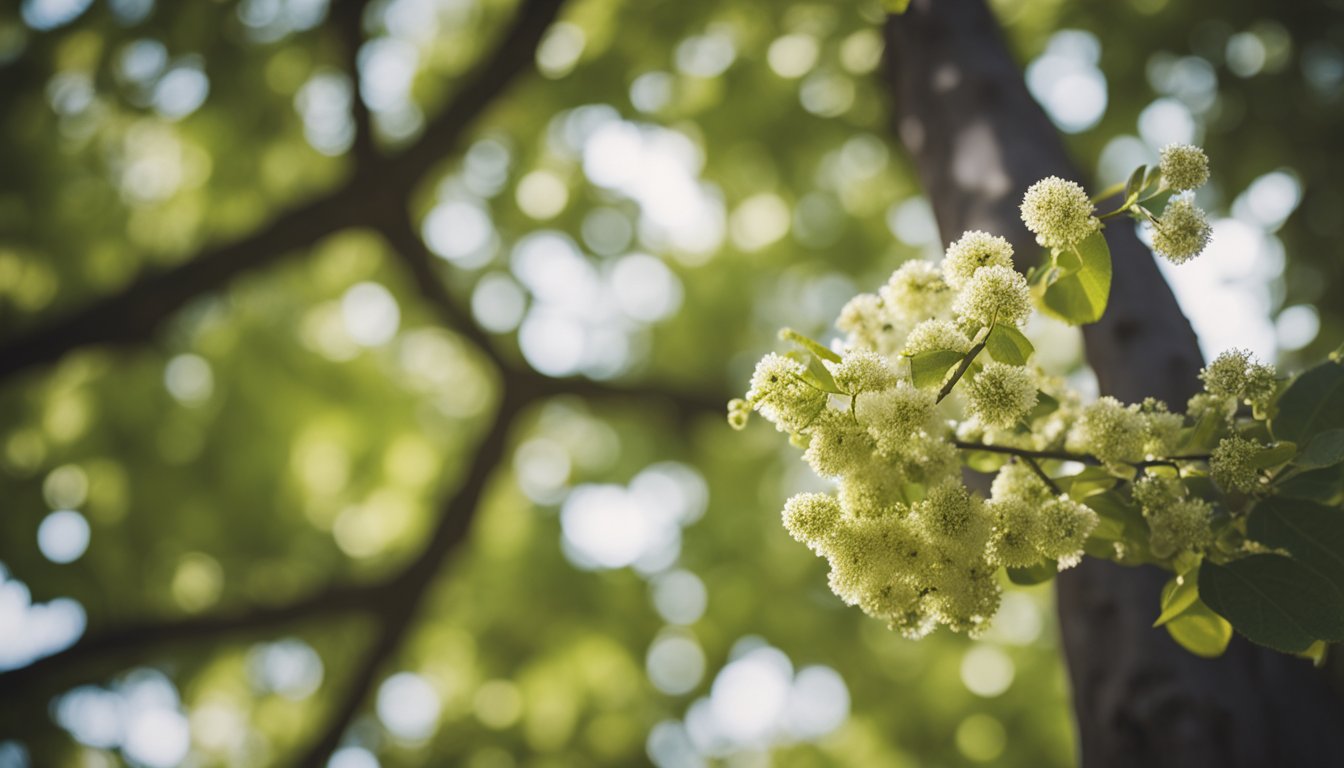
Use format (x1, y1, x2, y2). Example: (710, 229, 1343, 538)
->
(885, 3, 1344, 764)
(0, 0, 1339, 766)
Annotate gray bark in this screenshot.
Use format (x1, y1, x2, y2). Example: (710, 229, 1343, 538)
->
(885, 1, 1344, 765)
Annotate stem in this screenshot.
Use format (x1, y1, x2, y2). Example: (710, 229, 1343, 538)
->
(1021, 456, 1063, 494)
(1090, 179, 1127, 203)
(953, 440, 1098, 464)
(936, 336, 987, 403)
(1098, 205, 1132, 221)
(952, 440, 1212, 469)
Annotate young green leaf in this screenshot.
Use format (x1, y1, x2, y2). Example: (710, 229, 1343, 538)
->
(1177, 408, 1227, 454)
(984, 324, 1035, 366)
(1154, 571, 1200, 627)
(1036, 230, 1112, 325)
(1164, 600, 1233, 658)
(1058, 465, 1120, 500)
(786, 350, 844, 395)
(779, 327, 841, 363)
(1122, 164, 1148, 208)
(908, 349, 965, 390)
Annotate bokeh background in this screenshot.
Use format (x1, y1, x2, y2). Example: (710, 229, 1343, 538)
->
(0, 0, 1341, 765)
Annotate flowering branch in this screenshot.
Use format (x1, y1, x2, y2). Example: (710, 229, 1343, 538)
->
(950, 440, 1212, 469)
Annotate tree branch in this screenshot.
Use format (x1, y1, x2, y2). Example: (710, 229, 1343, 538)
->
(951, 439, 1210, 468)
(333, 0, 377, 170)
(0, 0, 565, 386)
(936, 337, 986, 403)
(290, 381, 526, 768)
(0, 384, 526, 742)
(378, 209, 728, 420)
(1020, 456, 1062, 495)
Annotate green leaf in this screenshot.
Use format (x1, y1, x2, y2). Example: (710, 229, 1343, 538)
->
(908, 349, 965, 390)
(1081, 490, 1148, 563)
(779, 328, 841, 363)
(1276, 465, 1344, 504)
(1164, 600, 1233, 658)
(882, 0, 912, 11)
(1298, 640, 1329, 667)
(1177, 408, 1226, 454)
(1142, 164, 1163, 191)
(1028, 391, 1060, 420)
(787, 350, 844, 395)
(1058, 465, 1119, 499)
(962, 451, 1009, 473)
(1154, 571, 1200, 627)
(1250, 442, 1296, 469)
(1297, 429, 1344, 469)
(1247, 497, 1344, 594)
(1122, 164, 1148, 207)
(984, 324, 1035, 366)
(1007, 560, 1057, 585)
(1036, 230, 1112, 325)
(1199, 555, 1344, 653)
(1273, 359, 1344, 445)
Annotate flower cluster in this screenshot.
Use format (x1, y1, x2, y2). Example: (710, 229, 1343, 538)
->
(1159, 143, 1210, 191)
(730, 151, 1288, 643)
(1020, 177, 1100, 249)
(1144, 143, 1215, 264)
(1199, 348, 1277, 413)
(1151, 198, 1212, 265)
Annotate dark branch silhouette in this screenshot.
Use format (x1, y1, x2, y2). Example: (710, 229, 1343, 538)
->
(333, 0, 377, 170)
(0, 580, 389, 704)
(0, 0, 566, 385)
(291, 384, 526, 768)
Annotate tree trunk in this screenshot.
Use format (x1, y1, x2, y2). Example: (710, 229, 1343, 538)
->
(884, 1, 1344, 765)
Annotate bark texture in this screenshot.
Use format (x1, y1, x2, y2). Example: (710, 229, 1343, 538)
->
(885, 1, 1344, 765)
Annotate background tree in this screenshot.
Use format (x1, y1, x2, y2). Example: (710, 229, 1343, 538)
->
(0, 0, 1340, 766)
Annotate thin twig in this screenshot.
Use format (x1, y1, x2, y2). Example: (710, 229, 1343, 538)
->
(1020, 456, 1063, 495)
(333, 0, 377, 170)
(936, 337, 987, 403)
(952, 439, 1210, 469)
(291, 384, 526, 768)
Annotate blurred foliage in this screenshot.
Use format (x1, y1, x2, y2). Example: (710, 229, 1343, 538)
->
(0, 0, 1340, 766)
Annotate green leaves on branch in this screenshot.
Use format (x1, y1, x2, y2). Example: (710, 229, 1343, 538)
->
(1273, 358, 1344, 445)
(1032, 230, 1112, 325)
